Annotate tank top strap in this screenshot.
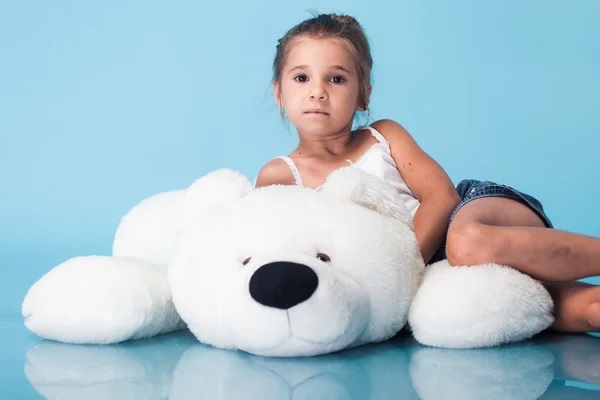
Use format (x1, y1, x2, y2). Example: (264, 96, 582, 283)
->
(276, 156, 304, 187)
(364, 125, 392, 155)
(365, 125, 389, 146)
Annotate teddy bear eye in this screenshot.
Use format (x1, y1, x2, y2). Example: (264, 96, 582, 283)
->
(316, 253, 330, 263)
(242, 257, 252, 266)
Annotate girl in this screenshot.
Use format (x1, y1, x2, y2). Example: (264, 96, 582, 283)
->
(255, 13, 600, 333)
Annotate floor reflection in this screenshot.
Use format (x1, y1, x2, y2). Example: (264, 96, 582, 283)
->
(24, 331, 599, 399)
(25, 331, 195, 399)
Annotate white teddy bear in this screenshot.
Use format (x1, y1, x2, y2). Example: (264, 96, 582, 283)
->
(22, 168, 555, 357)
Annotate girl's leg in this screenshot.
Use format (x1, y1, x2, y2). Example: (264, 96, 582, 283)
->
(445, 197, 600, 282)
(445, 197, 600, 333)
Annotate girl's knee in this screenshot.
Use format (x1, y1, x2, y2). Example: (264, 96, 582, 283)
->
(446, 222, 495, 266)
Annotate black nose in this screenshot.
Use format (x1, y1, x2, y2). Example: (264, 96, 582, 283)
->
(249, 262, 319, 310)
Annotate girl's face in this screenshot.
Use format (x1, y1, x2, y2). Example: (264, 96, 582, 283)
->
(275, 37, 367, 136)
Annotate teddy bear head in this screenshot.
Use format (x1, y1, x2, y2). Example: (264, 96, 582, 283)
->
(168, 167, 425, 357)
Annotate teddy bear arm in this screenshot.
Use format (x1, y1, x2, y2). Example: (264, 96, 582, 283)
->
(407, 262, 554, 349)
(22, 255, 184, 344)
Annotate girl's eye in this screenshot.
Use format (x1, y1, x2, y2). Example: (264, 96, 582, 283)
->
(294, 74, 308, 82)
(317, 253, 331, 263)
(330, 75, 346, 84)
(243, 257, 252, 266)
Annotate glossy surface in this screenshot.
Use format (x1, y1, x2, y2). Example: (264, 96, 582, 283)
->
(2, 313, 599, 399)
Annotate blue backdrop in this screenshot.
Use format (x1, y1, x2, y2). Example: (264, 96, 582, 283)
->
(2, 0, 599, 316)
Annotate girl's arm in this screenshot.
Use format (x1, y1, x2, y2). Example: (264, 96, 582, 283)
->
(373, 119, 461, 264)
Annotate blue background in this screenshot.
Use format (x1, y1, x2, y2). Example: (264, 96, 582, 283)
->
(2, 0, 599, 326)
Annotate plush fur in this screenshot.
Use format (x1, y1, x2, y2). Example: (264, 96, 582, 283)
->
(22, 168, 554, 356)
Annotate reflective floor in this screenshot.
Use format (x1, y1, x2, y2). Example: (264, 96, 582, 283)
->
(1, 313, 599, 399)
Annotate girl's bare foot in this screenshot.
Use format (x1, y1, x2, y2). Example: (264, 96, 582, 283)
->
(544, 282, 600, 332)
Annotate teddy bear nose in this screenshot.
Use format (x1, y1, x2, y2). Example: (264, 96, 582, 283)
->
(249, 261, 319, 310)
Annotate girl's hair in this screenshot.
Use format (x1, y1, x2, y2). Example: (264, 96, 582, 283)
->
(273, 13, 373, 112)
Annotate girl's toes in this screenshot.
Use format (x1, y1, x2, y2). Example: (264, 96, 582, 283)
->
(587, 301, 600, 328)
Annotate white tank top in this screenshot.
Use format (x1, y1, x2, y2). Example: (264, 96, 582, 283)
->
(276, 126, 421, 217)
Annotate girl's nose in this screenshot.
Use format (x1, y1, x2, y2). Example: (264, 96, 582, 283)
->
(309, 86, 328, 101)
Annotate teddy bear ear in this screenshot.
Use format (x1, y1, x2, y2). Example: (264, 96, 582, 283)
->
(321, 167, 414, 231)
(177, 168, 253, 233)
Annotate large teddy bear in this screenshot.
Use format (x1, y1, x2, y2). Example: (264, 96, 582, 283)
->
(22, 168, 554, 357)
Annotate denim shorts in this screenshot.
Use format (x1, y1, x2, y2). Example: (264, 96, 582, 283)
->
(428, 179, 553, 265)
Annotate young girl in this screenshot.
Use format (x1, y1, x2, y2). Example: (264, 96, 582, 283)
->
(255, 13, 600, 333)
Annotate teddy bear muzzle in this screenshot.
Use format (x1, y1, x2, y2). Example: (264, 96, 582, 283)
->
(249, 261, 319, 310)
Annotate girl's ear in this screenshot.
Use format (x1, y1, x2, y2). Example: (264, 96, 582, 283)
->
(366, 84, 372, 106)
(273, 81, 282, 108)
